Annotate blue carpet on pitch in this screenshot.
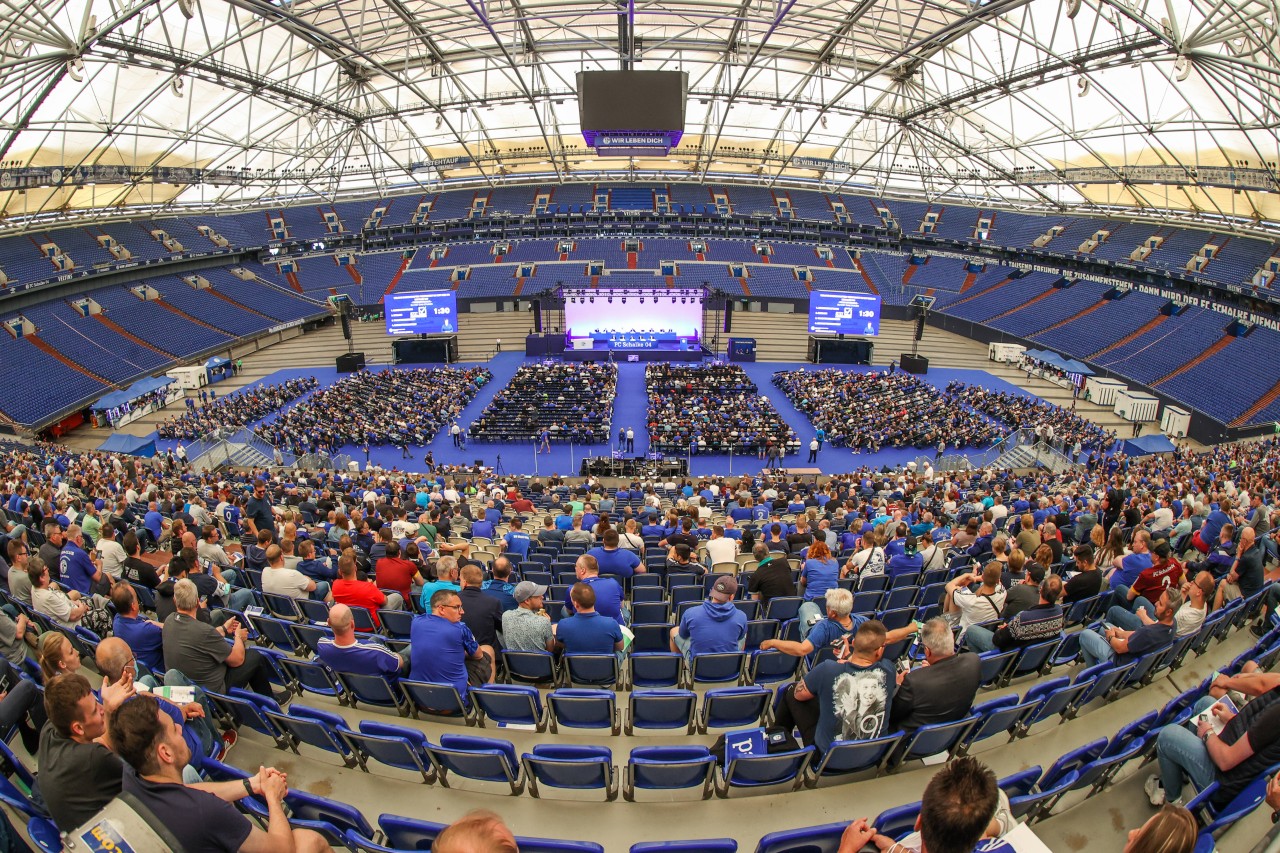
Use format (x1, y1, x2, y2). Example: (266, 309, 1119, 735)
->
(137, 355, 1045, 477)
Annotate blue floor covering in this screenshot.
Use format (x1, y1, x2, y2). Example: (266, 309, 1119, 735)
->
(137, 355, 1054, 477)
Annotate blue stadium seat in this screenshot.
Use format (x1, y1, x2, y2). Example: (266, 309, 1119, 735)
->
(700, 686, 771, 732)
(624, 746, 717, 801)
(626, 689, 697, 735)
(754, 822, 849, 853)
(807, 732, 904, 784)
(336, 671, 411, 716)
(340, 720, 436, 783)
(523, 744, 617, 800)
(502, 649, 560, 684)
(718, 746, 815, 797)
(471, 684, 547, 730)
(630, 652, 684, 688)
(548, 688, 620, 735)
(426, 734, 525, 795)
(265, 703, 360, 768)
(400, 680, 478, 724)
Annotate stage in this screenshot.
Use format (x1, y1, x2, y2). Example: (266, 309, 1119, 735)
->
(562, 341, 707, 362)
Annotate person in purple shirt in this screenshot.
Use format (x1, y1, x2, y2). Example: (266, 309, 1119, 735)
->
(317, 604, 406, 677)
(564, 554, 627, 624)
(587, 531, 644, 579)
(409, 589, 493, 706)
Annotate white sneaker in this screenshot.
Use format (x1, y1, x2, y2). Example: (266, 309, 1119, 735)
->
(1144, 773, 1167, 807)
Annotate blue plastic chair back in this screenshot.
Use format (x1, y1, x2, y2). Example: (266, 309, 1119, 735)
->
(700, 686, 770, 731)
(627, 690, 697, 735)
(524, 744, 616, 799)
(755, 822, 849, 853)
(549, 689, 618, 734)
(471, 684, 545, 728)
(337, 671, 409, 714)
(722, 747, 814, 791)
(630, 652, 684, 688)
(690, 651, 746, 685)
(564, 653, 620, 687)
(872, 802, 922, 840)
(502, 649, 559, 683)
(812, 732, 903, 778)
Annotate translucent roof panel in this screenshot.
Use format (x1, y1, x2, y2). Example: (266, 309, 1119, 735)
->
(0, 0, 1277, 228)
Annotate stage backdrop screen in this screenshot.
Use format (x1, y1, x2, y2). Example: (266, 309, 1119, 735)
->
(808, 290, 881, 336)
(564, 290, 703, 339)
(384, 290, 458, 336)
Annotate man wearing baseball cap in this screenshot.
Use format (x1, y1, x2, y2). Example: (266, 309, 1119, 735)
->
(670, 575, 747, 660)
(501, 582, 556, 653)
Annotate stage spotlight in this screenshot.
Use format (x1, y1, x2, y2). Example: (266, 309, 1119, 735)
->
(621, 297, 626, 303)
(589, 296, 594, 303)
(608, 296, 613, 303)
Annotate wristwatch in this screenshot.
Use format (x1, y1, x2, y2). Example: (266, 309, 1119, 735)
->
(242, 778, 254, 797)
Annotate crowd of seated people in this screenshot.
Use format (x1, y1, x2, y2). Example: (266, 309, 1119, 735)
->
(774, 369, 1004, 452)
(1, 425, 1279, 851)
(156, 377, 319, 441)
(944, 381, 1115, 457)
(254, 366, 491, 455)
(469, 361, 616, 445)
(646, 363, 798, 455)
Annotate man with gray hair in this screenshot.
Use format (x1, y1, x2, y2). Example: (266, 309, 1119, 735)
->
(888, 616, 982, 734)
(417, 556, 461, 612)
(760, 587, 919, 664)
(162, 578, 286, 703)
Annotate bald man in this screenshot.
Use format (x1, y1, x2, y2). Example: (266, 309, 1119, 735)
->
(315, 603, 407, 676)
(95, 636, 220, 775)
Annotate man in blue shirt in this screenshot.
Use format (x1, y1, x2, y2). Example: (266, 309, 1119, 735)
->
(565, 554, 626, 624)
(409, 589, 493, 706)
(110, 583, 165, 673)
(1108, 529, 1153, 591)
(142, 502, 170, 550)
(554, 506, 575, 531)
(502, 518, 532, 561)
(481, 558, 520, 612)
(295, 539, 337, 585)
(60, 524, 110, 596)
(670, 576, 748, 659)
(586, 530, 643, 579)
(317, 604, 407, 677)
(554, 583, 624, 655)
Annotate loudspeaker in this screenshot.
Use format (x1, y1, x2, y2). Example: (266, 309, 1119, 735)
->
(913, 313, 926, 341)
(340, 311, 351, 341)
(336, 352, 365, 372)
(723, 299, 733, 333)
(900, 353, 929, 374)
(533, 300, 543, 334)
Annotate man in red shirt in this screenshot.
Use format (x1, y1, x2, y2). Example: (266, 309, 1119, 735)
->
(510, 491, 534, 514)
(1122, 540, 1185, 617)
(372, 541, 424, 609)
(332, 553, 405, 628)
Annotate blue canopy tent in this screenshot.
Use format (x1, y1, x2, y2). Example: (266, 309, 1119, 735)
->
(205, 355, 232, 384)
(95, 433, 157, 457)
(1122, 434, 1176, 458)
(91, 375, 176, 412)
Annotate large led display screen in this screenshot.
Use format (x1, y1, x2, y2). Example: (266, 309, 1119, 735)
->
(808, 290, 882, 336)
(564, 290, 703, 339)
(384, 290, 458, 336)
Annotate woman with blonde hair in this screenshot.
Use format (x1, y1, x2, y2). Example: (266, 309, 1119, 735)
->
(1123, 805, 1196, 853)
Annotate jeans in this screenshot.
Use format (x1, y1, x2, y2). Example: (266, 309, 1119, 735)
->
(1078, 626, 1116, 667)
(162, 670, 219, 765)
(1157, 696, 1218, 802)
(311, 581, 330, 601)
(226, 588, 256, 612)
(797, 602, 824, 639)
(1106, 605, 1144, 631)
(965, 624, 996, 653)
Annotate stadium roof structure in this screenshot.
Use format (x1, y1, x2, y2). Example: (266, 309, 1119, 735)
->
(2, 0, 1279, 229)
